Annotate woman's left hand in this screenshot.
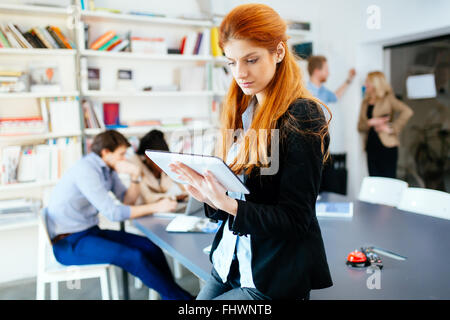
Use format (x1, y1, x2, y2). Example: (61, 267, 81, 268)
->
(374, 123, 394, 134)
(169, 162, 237, 215)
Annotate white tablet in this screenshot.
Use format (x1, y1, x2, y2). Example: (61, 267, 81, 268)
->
(145, 150, 250, 194)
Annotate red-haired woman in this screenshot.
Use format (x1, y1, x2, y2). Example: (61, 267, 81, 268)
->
(169, 4, 332, 300)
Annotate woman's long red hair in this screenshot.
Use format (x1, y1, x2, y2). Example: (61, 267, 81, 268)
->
(218, 4, 331, 175)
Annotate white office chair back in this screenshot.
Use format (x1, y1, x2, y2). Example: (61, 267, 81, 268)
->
(38, 208, 60, 274)
(358, 177, 408, 207)
(397, 187, 450, 220)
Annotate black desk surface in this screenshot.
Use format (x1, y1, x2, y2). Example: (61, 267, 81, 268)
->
(133, 192, 450, 299)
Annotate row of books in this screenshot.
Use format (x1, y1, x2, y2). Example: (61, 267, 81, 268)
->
(82, 99, 105, 129)
(179, 29, 210, 56)
(0, 23, 74, 49)
(87, 27, 222, 56)
(0, 138, 82, 185)
(89, 30, 130, 52)
(0, 98, 80, 136)
(0, 70, 27, 93)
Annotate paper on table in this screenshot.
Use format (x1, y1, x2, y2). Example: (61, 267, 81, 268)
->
(166, 215, 219, 233)
(316, 202, 353, 218)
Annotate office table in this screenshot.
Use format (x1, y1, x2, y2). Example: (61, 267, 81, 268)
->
(133, 193, 450, 299)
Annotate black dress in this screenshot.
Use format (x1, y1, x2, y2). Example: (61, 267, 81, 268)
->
(366, 104, 398, 178)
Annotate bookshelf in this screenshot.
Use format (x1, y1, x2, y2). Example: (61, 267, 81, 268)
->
(0, 0, 82, 246)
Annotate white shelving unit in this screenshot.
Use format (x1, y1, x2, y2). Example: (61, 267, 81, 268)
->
(0, 1, 82, 246)
(0, 0, 312, 284)
(0, 3, 72, 16)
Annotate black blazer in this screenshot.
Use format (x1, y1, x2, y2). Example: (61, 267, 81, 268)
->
(204, 98, 333, 299)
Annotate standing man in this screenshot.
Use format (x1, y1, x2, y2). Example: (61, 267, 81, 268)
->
(307, 55, 356, 110)
(47, 130, 193, 300)
(307, 55, 356, 194)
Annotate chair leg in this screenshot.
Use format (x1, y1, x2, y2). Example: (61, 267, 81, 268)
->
(149, 289, 160, 300)
(100, 269, 110, 300)
(173, 260, 183, 279)
(134, 277, 143, 289)
(50, 282, 59, 300)
(109, 266, 119, 300)
(199, 278, 206, 291)
(36, 278, 45, 300)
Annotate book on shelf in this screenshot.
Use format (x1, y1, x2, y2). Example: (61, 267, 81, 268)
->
(0, 145, 21, 184)
(98, 35, 120, 51)
(315, 202, 353, 218)
(198, 28, 210, 56)
(0, 26, 12, 48)
(0, 70, 27, 93)
(90, 30, 116, 50)
(182, 31, 198, 55)
(82, 99, 104, 129)
(0, 116, 46, 136)
(130, 37, 167, 54)
(46, 26, 73, 49)
(103, 102, 120, 126)
(47, 98, 80, 133)
(210, 27, 223, 57)
(122, 120, 161, 127)
(110, 39, 129, 52)
(7, 24, 33, 49)
(1, 24, 21, 48)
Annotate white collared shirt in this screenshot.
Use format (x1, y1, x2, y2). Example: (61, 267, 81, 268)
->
(212, 98, 256, 288)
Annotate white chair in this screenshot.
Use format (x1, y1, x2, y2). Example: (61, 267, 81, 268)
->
(397, 187, 450, 220)
(358, 177, 409, 207)
(36, 208, 119, 300)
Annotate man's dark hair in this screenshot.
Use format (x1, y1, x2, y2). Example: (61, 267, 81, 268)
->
(307, 55, 327, 76)
(90, 130, 131, 156)
(136, 130, 169, 155)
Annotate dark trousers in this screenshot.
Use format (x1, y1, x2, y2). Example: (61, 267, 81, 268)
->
(367, 146, 398, 178)
(52, 226, 192, 300)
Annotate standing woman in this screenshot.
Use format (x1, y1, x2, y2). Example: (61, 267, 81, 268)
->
(358, 71, 414, 178)
(169, 4, 332, 300)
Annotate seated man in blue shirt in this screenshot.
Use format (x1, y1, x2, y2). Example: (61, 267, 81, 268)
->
(47, 130, 193, 300)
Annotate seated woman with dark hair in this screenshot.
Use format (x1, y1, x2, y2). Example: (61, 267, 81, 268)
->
(130, 129, 188, 207)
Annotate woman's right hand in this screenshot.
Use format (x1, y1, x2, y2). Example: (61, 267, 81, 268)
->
(368, 116, 389, 127)
(153, 198, 177, 213)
